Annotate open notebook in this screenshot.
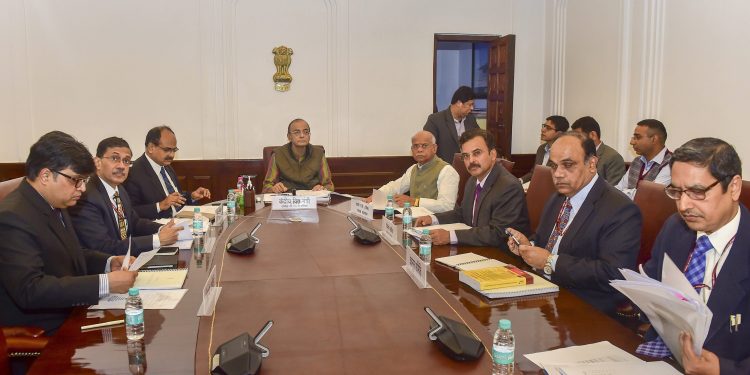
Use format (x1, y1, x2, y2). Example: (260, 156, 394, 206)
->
(437, 253, 559, 299)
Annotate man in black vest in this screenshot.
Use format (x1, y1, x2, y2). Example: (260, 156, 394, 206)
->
(123, 126, 211, 219)
(615, 119, 671, 199)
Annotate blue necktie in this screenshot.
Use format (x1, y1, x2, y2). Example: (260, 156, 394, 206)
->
(636, 235, 713, 358)
(160, 167, 175, 194)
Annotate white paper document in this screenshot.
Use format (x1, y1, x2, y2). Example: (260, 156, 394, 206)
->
(154, 218, 194, 240)
(550, 361, 681, 375)
(133, 269, 188, 290)
(128, 249, 159, 271)
(176, 238, 193, 250)
(395, 206, 434, 218)
(610, 255, 712, 363)
(175, 205, 218, 219)
(525, 341, 643, 370)
(370, 189, 387, 209)
(409, 222, 472, 235)
(89, 289, 188, 310)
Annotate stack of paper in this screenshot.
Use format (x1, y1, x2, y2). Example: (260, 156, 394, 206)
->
(90, 289, 188, 310)
(175, 205, 218, 220)
(610, 255, 713, 364)
(525, 341, 680, 375)
(134, 269, 188, 290)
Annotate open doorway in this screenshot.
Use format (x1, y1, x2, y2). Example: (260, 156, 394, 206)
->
(434, 34, 515, 158)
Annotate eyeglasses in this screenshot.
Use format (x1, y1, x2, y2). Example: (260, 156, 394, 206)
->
(460, 149, 486, 161)
(541, 124, 556, 131)
(289, 129, 311, 136)
(664, 179, 721, 200)
(102, 155, 134, 166)
(54, 170, 90, 188)
(411, 143, 432, 150)
(157, 146, 179, 153)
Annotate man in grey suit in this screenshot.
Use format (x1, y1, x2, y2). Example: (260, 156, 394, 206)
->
(571, 116, 626, 185)
(520, 115, 569, 183)
(506, 132, 642, 316)
(414, 129, 530, 250)
(423, 86, 480, 163)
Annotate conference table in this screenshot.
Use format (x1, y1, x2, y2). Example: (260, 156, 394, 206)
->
(28, 197, 645, 374)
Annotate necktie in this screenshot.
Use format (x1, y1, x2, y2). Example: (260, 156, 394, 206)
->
(545, 198, 572, 251)
(472, 183, 483, 226)
(112, 191, 127, 240)
(636, 235, 714, 358)
(160, 167, 175, 194)
(54, 208, 66, 228)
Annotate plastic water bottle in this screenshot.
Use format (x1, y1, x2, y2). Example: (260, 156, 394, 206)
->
(402, 202, 413, 248)
(226, 189, 236, 217)
(125, 288, 145, 340)
(127, 339, 147, 375)
(385, 195, 395, 221)
(492, 319, 515, 375)
(419, 229, 431, 263)
(192, 207, 203, 236)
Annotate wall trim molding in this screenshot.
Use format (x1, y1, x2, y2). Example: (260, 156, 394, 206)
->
(550, 0, 567, 115)
(615, 0, 634, 154)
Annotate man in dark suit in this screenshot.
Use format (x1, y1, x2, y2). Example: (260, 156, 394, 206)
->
(0, 132, 136, 334)
(506, 132, 642, 315)
(423, 86, 480, 163)
(571, 116, 626, 185)
(520, 115, 569, 183)
(639, 138, 749, 375)
(414, 129, 530, 249)
(70, 137, 182, 256)
(123, 126, 211, 219)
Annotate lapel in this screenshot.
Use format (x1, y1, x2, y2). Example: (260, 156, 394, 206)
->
(141, 153, 168, 197)
(20, 181, 86, 274)
(475, 165, 499, 215)
(93, 178, 121, 235)
(558, 177, 605, 251)
(705, 205, 750, 343)
(443, 109, 460, 146)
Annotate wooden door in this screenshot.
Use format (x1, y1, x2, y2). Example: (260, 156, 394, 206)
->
(487, 35, 515, 158)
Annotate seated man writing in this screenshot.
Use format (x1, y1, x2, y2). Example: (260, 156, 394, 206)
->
(365, 130, 458, 213)
(262, 118, 334, 193)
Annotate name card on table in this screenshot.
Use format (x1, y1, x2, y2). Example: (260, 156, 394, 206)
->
(379, 217, 401, 246)
(197, 265, 222, 316)
(349, 199, 374, 221)
(402, 247, 430, 289)
(271, 195, 317, 210)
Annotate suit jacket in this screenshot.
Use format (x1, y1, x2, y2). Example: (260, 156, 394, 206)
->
(0, 180, 110, 333)
(123, 153, 186, 219)
(596, 143, 626, 185)
(643, 205, 750, 374)
(434, 164, 530, 248)
(69, 178, 162, 256)
(533, 176, 641, 314)
(520, 143, 549, 183)
(423, 108, 480, 163)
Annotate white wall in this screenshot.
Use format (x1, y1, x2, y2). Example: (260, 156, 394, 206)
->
(544, 0, 750, 175)
(0, 0, 548, 162)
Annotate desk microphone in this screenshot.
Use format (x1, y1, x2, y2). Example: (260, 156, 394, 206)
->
(211, 320, 273, 375)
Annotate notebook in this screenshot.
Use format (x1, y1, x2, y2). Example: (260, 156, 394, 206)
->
(133, 269, 188, 290)
(141, 254, 178, 270)
(435, 252, 502, 270)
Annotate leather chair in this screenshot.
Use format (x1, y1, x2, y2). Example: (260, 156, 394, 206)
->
(633, 180, 676, 265)
(740, 180, 750, 208)
(451, 153, 515, 205)
(0, 177, 23, 203)
(525, 165, 556, 235)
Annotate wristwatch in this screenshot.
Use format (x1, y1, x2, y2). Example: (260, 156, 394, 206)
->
(543, 255, 554, 275)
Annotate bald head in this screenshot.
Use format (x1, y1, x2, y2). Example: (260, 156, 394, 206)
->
(411, 131, 438, 164)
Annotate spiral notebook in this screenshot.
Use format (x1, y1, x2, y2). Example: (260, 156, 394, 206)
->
(134, 269, 188, 290)
(436, 252, 504, 270)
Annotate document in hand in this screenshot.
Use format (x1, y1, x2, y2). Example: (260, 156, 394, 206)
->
(610, 255, 712, 365)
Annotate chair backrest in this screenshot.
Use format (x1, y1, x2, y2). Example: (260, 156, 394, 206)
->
(0, 327, 8, 375)
(451, 154, 516, 205)
(497, 158, 515, 173)
(633, 180, 676, 265)
(740, 180, 750, 209)
(0, 177, 23, 203)
(525, 165, 556, 235)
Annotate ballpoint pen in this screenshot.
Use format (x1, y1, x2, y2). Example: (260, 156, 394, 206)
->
(81, 319, 125, 331)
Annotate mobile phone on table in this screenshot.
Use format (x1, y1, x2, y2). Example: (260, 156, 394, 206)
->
(155, 246, 179, 256)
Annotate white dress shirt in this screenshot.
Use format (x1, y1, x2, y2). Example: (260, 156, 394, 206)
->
(615, 146, 672, 199)
(145, 154, 179, 216)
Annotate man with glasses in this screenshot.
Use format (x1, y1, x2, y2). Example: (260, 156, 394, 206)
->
(424, 86, 480, 163)
(0, 131, 137, 334)
(414, 129, 529, 248)
(364, 130, 458, 213)
(123, 125, 211, 219)
(639, 138, 749, 374)
(262, 118, 334, 193)
(519, 115, 569, 184)
(505, 132, 642, 316)
(70, 137, 182, 256)
(615, 119, 672, 199)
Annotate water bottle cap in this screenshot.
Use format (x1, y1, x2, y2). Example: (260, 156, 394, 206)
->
(403, 202, 410, 207)
(387, 195, 393, 199)
(193, 207, 200, 212)
(128, 288, 140, 296)
(422, 229, 429, 235)
(228, 189, 234, 194)
(498, 319, 511, 329)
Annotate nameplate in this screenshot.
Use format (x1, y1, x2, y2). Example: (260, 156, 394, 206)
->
(271, 195, 316, 211)
(402, 247, 430, 289)
(379, 217, 401, 246)
(197, 265, 222, 316)
(349, 199, 374, 221)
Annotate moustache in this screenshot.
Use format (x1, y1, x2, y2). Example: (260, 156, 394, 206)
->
(680, 209, 703, 218)
(468, 163, 481, 169)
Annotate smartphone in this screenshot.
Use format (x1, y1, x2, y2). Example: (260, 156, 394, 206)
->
(504, 228, 521, 246)
(155, 246, 179, 256)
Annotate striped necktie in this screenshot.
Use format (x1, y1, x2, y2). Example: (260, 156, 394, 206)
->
(112, 191, 127, 240)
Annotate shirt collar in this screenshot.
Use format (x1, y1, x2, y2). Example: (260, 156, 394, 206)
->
(98, 176, 119, 199)
(569, 174, 599, 213)
(639, 146, 668, 166)
(476, 166, 494, 188)
(144, 153, 164, 176)
(698, 206, 741, 256)
(417, 156, 437, 169)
